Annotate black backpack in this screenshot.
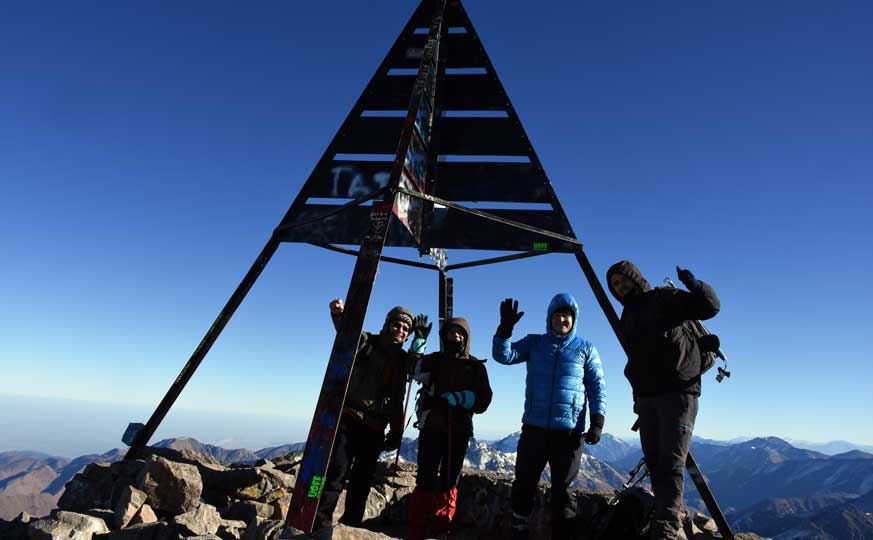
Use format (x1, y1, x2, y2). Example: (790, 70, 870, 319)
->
(592, 486, 654, 540)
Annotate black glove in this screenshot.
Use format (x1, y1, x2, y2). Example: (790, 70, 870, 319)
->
(413, 314, 432, 340)
(585, 414, 605, 445)
(496, 298, 524, 339)
(676, 266, 698, 290)
(384, 430, 402, 451)
(570, 428, 583, 450)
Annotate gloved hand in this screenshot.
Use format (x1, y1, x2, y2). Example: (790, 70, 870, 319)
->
(676, 266, 698, 290)
(570, 428, 583, 450)
(384, 429, 402, 451)
(497, 298, 525, 339)
(585, 414, 605, 445)
(413, 314, 432, 340)
(441, 390, 476, 410)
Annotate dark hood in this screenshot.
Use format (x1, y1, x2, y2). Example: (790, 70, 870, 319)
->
(606, 260, 651, 304)
(440, 317, 471, 358)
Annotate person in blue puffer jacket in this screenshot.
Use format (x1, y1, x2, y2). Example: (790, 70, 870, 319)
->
(492, 293, 607, 540)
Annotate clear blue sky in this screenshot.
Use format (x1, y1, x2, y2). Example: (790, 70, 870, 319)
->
(2, 1, 871, 456)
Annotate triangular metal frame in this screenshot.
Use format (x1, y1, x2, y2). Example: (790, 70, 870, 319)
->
(122, 1, 734, 537)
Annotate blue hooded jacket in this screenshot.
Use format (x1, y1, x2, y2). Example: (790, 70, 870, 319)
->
(492, 293, 607, 431)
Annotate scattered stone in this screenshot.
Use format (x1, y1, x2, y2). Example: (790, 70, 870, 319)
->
(239, 518, 284, 540)
(92, 521, 174, 540)
(223, 500, 275, 523)
(128, 504, 158, 527)
(113, 485, 148, 529)
(28, 510, 109, 540)
(170, 502, 222, 536)
(135, 456, 202, 515)
(82, 509, 116, 524)
(217, 518, 246, 540)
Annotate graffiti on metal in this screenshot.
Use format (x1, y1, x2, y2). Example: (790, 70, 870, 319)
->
(329, 165, 390, 198)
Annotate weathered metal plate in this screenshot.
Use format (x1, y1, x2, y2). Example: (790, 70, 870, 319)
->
(277, 205, 575, 252)
(363, 74, 507, 111)
(433, 162, 552, 202)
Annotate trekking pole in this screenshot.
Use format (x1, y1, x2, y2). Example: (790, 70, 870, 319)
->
(393, 374, 415, 474)
(446, 407, 453, 537)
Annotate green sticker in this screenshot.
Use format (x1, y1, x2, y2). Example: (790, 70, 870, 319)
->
(307, 475, 325, 498)
(533, 242, 549, 251)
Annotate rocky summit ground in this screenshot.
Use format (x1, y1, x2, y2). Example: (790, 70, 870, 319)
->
(0, 445, 767, 540)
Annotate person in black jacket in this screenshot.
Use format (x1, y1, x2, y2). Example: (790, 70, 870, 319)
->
(313, 300, 430, 538)
(407, 317, 492, 540)
(606, 261, 720, 540)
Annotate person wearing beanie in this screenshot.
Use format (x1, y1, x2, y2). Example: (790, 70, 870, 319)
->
(606, 262, 720, 540)
(406, 318, 492, 540)
(492, 293, 607, 540)
(313, 299, 431, 537)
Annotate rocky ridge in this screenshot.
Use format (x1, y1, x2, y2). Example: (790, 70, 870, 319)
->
(0, 446, 763, 540)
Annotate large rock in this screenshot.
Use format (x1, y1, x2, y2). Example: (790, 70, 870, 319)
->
(0, 514, 30, 540)
(135, 456, 202, 515)
(223, 500, 274, 523)
(113, 486, 148, 529)
(200, 468, 289, 505)
(58, 461, 148, 513)
(170, 502, 221, 536)
(239, 519, 284, 540)
(92, 521, 174, 540)
(28, 511, 109, 540)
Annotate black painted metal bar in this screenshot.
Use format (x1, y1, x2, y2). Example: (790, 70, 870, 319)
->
(287, 200, 396, 530)
(125, 236, 281, 460)
(687, 452, 735, 539)
(444, 250, 549, 271)
(288, 1, 449, 530)
(309, 242, 439, 271)
(438, 271, 448, 331)
(572, 248, 625, 351)
(397, 188, 581, 246)
(446, 276, 453, 320)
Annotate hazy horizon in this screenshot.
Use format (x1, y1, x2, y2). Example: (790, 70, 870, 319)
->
(3, 393, 870, 459)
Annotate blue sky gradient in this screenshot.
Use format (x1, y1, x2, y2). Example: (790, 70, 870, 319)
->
(1, 1, 871, 456)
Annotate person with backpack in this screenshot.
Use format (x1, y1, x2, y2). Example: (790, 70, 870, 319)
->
(492, 293, 607, 540)
(313, 299, 430, 539)
(406, 317, 492, 540)
(605, 262, 720, 540)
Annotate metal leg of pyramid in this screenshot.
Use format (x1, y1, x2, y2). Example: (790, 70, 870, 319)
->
(572, 247, 735, 540)
(286, 200, 395, 532)
(438, 271, 453, 330)
(125, 236, 280, 460)
(686, 452, 734, 539)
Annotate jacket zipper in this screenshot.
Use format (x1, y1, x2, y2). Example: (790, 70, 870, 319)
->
(548, 344, 559, 430)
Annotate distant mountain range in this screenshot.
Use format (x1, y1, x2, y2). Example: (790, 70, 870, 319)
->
(4, 434, 873, 539)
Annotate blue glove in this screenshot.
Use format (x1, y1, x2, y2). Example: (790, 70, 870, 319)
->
(441, 390, 476, 410)
(676, 266, 698, 290)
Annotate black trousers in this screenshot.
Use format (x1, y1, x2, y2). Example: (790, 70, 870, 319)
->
(314, 415, 384, 530)
(637, 392, 698, 540)
(510, 424, 583, 535)
(416, 426, 470, 491)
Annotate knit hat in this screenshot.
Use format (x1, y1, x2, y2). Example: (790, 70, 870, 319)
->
(384, 306, 414, 328)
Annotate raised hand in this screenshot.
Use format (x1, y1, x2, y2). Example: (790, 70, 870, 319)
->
(413, 314, 432, 340)
(329, 298, 345, 316)
(676, 267, 698, 290)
